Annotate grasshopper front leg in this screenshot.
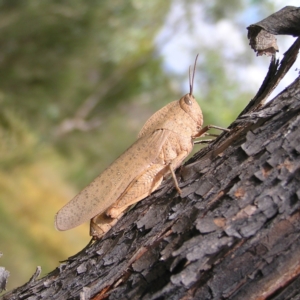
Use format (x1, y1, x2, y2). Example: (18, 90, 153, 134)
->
(194, 125, 230, 144)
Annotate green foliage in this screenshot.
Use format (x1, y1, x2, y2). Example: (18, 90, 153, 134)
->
(0, 108, 37, 169)
(0, 1, 171, 127)
(195, 52, 253, 127)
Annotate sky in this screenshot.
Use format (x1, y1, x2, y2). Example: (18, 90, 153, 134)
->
(155, 0, 300, 101)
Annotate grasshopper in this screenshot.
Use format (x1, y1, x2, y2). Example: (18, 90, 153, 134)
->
(55, 55, 226, 239)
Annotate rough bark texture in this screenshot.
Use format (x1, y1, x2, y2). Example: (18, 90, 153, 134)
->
(2, 6, 300, 300)
(247, 6, 300, 56)
(248, 6, 300, 38)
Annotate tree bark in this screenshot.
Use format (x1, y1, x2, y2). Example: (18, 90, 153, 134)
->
(2, 6, 300, 300)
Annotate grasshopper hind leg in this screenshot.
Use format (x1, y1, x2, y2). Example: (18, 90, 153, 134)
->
(107, 164, 165, 218)
(90, 213, 124, 239)
(90, 164, 166, 239)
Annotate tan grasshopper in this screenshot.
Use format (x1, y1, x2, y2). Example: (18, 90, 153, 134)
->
(55, 55, 227, 239)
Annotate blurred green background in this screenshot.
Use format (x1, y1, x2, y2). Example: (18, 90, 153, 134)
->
(0, 0, 293, 293)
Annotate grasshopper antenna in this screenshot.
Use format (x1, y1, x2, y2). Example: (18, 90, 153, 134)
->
(189, 54, 199, 96)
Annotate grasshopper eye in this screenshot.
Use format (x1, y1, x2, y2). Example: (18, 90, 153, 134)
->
(184, 95, 192, 106)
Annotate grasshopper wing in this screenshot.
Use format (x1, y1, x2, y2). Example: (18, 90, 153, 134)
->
(55, 129, 170, 231)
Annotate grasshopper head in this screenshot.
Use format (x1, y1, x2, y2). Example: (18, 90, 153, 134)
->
(179, 93, 203, 136)
(178, 53, 203, 137)
(179, 55, 203, 136)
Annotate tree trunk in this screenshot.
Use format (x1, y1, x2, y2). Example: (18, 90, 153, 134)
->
(2, 6, 300, 300)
